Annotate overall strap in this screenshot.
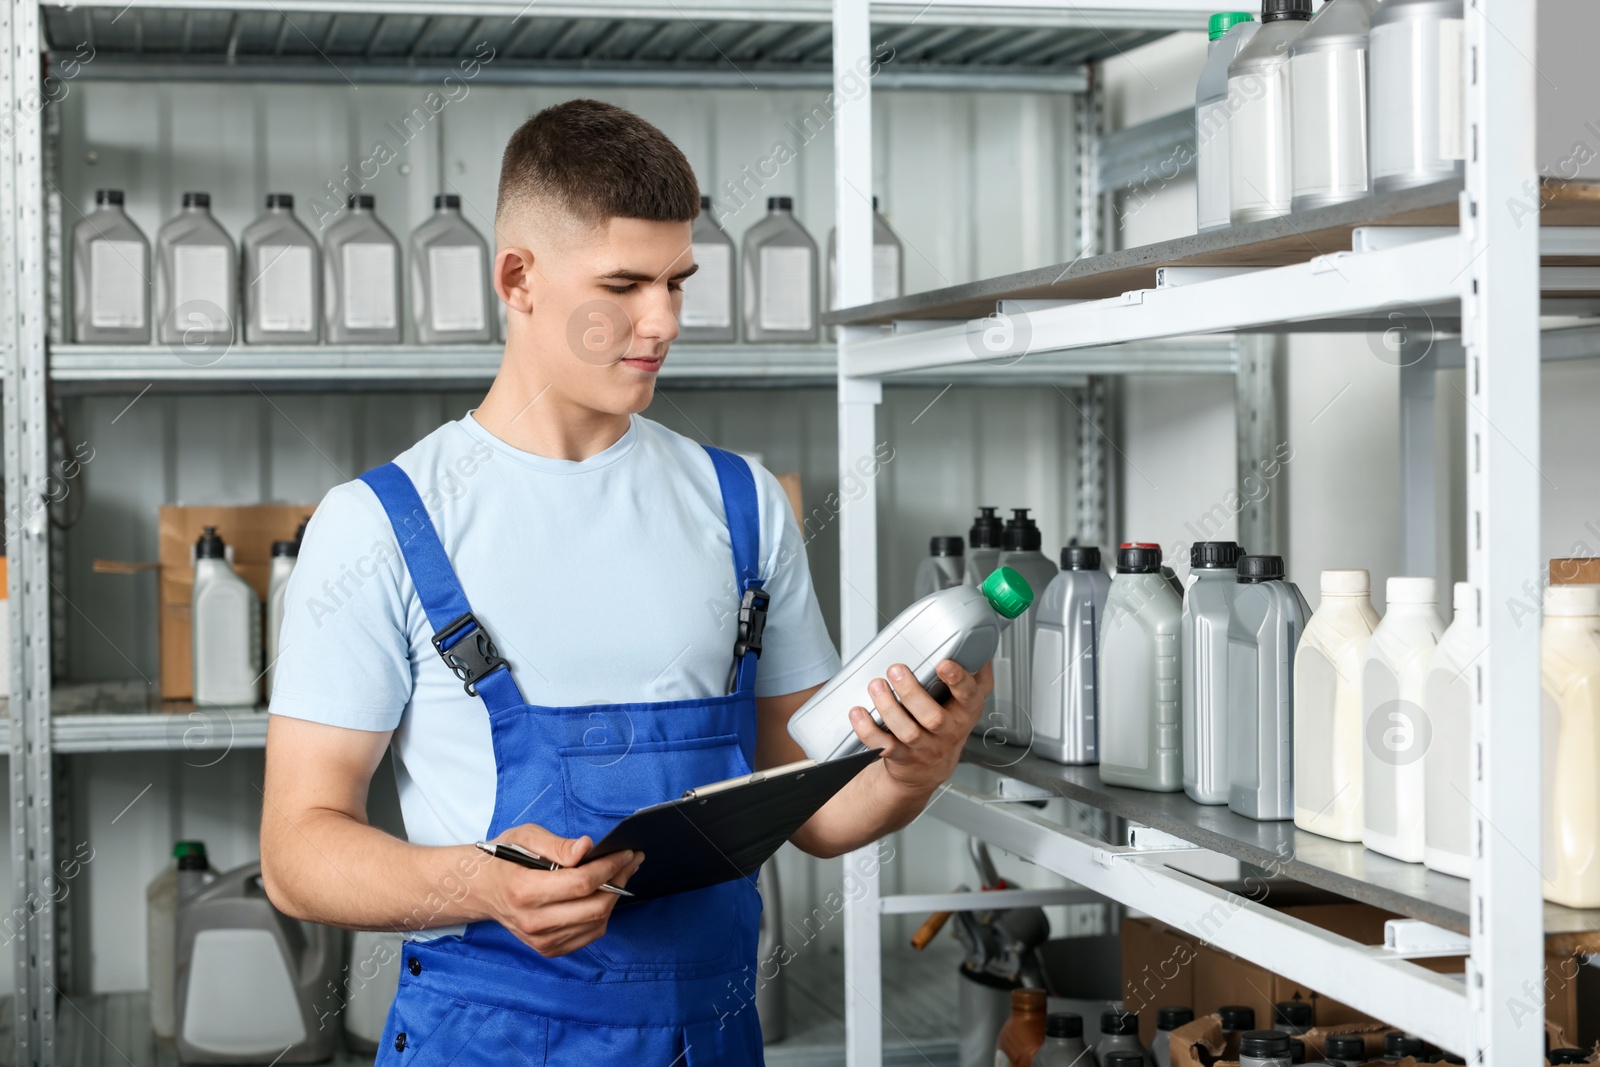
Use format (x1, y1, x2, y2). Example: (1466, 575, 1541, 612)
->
(358, 462, 524, 713)
(703, 446, 768, 695)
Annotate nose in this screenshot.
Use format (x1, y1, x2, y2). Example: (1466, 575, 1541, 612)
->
(634, 281, 681, 347)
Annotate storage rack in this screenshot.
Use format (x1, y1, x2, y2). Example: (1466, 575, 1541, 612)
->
(829, 1, 1585, 1065)
(0, 0, 1227, 1062)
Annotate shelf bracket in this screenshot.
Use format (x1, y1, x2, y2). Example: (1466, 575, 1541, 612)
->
(1155, 265, 1268, 288)
(1383, 919, 1473, 960)
(1094, 824, 1205, 867)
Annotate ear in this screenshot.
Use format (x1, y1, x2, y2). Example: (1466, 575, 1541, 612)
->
(494, 246, 535, 315)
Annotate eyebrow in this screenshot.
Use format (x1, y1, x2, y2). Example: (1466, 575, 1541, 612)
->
(600, 264, 699, 283)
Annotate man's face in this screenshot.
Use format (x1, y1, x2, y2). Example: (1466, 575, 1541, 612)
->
(496, 215, 695, 417)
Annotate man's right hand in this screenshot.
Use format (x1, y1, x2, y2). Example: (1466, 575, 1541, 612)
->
(476, 825, 645, 957)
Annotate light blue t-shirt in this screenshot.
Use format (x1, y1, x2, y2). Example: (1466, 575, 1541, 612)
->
(269, 412, 841, 849)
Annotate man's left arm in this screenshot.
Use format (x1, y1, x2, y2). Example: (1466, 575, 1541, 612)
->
(755, 660, 993, 859)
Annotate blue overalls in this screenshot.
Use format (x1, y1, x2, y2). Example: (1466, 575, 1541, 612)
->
(358, 445, 769, 1066)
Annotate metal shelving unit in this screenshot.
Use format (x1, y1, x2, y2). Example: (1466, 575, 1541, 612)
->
(828, 0, 1572, 1064)
(1, 0, 1226, 1062)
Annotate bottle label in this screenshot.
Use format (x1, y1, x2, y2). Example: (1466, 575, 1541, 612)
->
(255, 245, 313, 333)
(872, 245, 900, 303)
(90, 240, 145, 328)
(758, 245, 813, 332)
(173, 244, 231, 332)
(681, 243, 731, 328)
(342, 243, 397, 330)
(1437, 18, 1466, 161)
(428, 245, 487, 333)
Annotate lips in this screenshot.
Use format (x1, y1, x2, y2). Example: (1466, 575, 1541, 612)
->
(620, 354, 663, 373)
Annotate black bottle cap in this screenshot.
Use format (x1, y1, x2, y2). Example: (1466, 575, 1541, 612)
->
(1218, 1005, 1256, 1031)
(1261, 0, 1313, 21)
(1002, 508, 1042, 552)
(768, 196, 794, 211)
(1062, 544, 1101, 571)
(1103, 1054, 1146, 1067)
(969, 507, 1003, 550)
(929, 536, 963, 558)
(1290, 1037, 1306, 1064)
(348, 194, 375, 209)
(1547, 1052, 1588, 1066)
(195, 526, 227, 560)
(271, 539, 300, 558)
(1118, 545, 1161, 574)
(1239, 1031, 1292, 1058)
(434, 193, 461, 210)
(1324, 1034, 1366, 1060)
(1190, 541, 1241, 569)
(95, 189, 124, 205)
(1384, 1033, 1424, 1058)
(1238, 555, 1286, 583)
(700, 194, 712, 210)
(872, 195, 880, 209)
(1434, 1055, 1466, 1065)
(182, 192, 210, 208)
(1156, 1006, 1194, 1031)
(266, 193, 293, 209)
(1045, 1013, 1083, 1039)
(1100, 1010, 1138, 1036)
(176, 850, 210, 871)
(1273, 1001, 1313, 1029)
(294, 517, 309, 542)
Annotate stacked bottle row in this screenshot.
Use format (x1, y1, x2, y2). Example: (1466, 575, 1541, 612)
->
(1195, 0, 1464, 232)
(924, 513, 1600, 909)
(73, 190, 497, 346)
(191, 523, 300, 707)
(687, 195, 905, 344)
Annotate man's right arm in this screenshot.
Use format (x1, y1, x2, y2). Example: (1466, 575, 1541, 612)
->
(260, 714, 643, 955)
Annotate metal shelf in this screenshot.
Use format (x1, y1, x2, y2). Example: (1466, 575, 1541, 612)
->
(828, 178, 1600, 328)
(960, 738, 1600, 938)
(48, 682, 265, 754)
(37, 0, 1206, 91)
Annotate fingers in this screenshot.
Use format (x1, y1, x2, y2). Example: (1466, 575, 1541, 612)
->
(867, 672, 928, 745)
(498, 824, 591, 867)
(882, 664, 949, 736)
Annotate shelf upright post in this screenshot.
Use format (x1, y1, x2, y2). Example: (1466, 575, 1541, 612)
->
(1235, 334, 1285, 558)
(1074, 63, 1105, 258)
(1397, 331, 1440, 588)
(834, 1, 885, 1065)
(1462, 0, 1543, 1062)
(1, 0, 56, 1062)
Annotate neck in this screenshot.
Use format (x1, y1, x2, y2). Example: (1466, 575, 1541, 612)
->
(474, 348, 631, 461)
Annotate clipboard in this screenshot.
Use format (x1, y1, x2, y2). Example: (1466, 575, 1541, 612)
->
(585, 748, 882, 901)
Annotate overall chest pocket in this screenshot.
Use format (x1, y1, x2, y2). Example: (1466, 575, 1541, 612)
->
(558, 733, 760, 975)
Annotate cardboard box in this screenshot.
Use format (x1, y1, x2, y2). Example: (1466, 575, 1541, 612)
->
(158, 505, 312, 701)
(1121, 915, 1199, 1046)
(1551, 558, 1600, 585)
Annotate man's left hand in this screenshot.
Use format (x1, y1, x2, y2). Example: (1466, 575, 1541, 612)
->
(846, 660, 993, 795)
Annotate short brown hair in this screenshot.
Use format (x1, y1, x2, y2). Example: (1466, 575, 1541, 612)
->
(496, 99, 701, 229)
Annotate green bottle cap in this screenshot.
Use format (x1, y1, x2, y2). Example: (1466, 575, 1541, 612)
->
(981, 566, 1033, 620)
(1208, 11, 1255, 38)
(173, 840, 207, 859)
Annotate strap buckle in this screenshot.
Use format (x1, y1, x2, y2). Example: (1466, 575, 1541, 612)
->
(734, 587, 770, 661)
(431, 612, 508, 697)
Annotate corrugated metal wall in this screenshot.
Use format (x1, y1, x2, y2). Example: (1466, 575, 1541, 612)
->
(53, 79, 1091, 993)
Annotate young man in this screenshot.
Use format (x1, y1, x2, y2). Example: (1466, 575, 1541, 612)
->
(261, 99, 991, 1065)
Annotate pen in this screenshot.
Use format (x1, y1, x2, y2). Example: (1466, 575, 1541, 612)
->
(474, 841, 635, 898)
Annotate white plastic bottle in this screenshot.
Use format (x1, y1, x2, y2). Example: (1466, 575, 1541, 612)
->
(147, 840, 210, 1039)
(1099, 545, 1184, 792)
(155, 192, 237, 349)
(913, 536, 965, 601)
(72, 189, 150, 343)
(1031, 544, 1111, 766)
(410, 194, 493, 345)
(1369, 0, 1466, 193)
(1423, 581, 1481, 877)
(788, 567, 1032, 762)
(1228, 0, 1315, 225)
(1362, 577, 1445, 863)
(1182, 541, 1243, 805)
(1195, 12, 1259, 232)
(1541, 584, 1600, 908)
(993, 510, 1060, 746)
(1293, 570, 1380, 840)
(265, 523, 302, 699)
(1032, 1012, 1090, 1067)
(242, 193, 319, 345)
(1288, 0, 1379, 211)
(192, 526, 262, 707)
(742, 196, 818, 343)
(323, 195, 402, 345)
(680, 195, 737, 343)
